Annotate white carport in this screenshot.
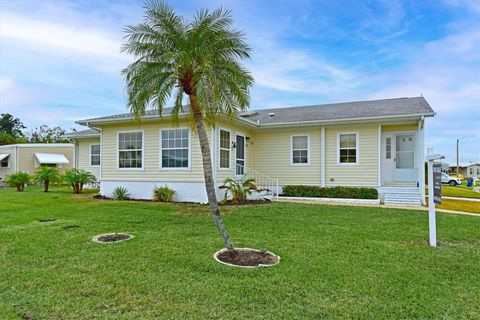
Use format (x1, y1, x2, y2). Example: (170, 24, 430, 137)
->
(34, 153, 70, 164)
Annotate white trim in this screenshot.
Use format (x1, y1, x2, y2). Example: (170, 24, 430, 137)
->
(336, 132, 360, 166)
(116, 129, 145, 171)
(419, 119, 426, 205)
(99, 127, 103, 181)
(218, 127, 232, 170)
(89, 143, 101, 167)
(234, 131, 247, 174)
(378, 125, 382, 187)
(0, 143, 74, 148)
(159, 127, 192, 171)
(321, 127, 325, 187)
(290, 134, 311, 166)
(210, 127, 217, 181)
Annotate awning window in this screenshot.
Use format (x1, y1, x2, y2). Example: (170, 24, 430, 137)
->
(34, 153, 69, 164)
(0, 154, 9, 162)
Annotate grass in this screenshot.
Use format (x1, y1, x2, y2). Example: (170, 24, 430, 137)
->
(434, 198, 480, 214)
(1, 186, 479, 319)
(426, 184, 480, 199)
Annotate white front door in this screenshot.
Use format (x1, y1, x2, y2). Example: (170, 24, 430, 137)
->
(235, 134, 245, 177)
(382, 134, 395, 184)
(394, 134, 416, 181)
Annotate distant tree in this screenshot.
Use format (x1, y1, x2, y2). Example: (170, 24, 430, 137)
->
(27, 125, 72, 143)
(0, 113, 26, 140)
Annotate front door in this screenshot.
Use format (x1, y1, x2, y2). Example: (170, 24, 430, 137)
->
(235, 134, 245, 176)
(394, 134, 416, 181)
(382, 134, 394, 184)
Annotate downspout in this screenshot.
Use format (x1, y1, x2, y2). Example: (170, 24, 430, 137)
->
(419, 116, 426, 205)
(321, 126, 325, 187)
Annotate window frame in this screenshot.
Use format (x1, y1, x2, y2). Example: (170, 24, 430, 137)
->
(218, 128, 232, 170)
(159, 128, 191, 171)
(336, 132, 360, 166)
(290, 134, 311, 166)
(0, 156, 9, 168)
(116, 130, 144, 171)
(90, 144, 101, 167)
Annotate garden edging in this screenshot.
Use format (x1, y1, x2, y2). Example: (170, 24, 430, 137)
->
(277, 196, 380, 205)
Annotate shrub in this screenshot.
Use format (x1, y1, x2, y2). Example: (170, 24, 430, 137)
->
(34, 166, 60, 192)
(219, 178, 259, 203)
(282, 185, 378, 199)
(63, 169, 97, 194)
(112, 187, 130, 200)
(5, 171, 31, 191)
(153, 185, 176, 202)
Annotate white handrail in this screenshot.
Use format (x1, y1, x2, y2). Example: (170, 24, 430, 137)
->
(234, 163, 279, 199)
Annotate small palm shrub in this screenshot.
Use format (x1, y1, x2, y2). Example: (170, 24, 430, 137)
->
(220, 178, 259, 203)
(153, 185, 176, 202)
(5, 171, 31, 191)
(34, 166, 60, 192)
(112, 187, 130, 200)
(63, 169, 97, 194)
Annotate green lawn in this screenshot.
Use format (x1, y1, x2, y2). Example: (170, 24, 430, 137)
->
(426, 184, 480, 199)
(1, 187, 479, 319)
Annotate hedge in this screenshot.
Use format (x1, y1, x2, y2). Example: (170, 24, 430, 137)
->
(282, 185, 378, 199)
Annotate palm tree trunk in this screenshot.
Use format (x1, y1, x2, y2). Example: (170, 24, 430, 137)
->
(189, 95, 234, 250)
(44, 180, 49, 192)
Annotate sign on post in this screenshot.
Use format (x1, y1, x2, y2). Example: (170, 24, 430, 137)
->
(433, 163, 442, 204)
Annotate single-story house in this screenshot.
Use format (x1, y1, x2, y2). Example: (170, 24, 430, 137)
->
(0, 143, 74, 180)
(448, 162, 480, 179)
(69, 97, 435, 205)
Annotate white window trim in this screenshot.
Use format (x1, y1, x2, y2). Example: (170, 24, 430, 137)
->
(290, 134, 311, 166)
(234, 131, 247, 174)
(116, 129, 145, 171)
(336, 132, 360, 166)
(1, 156, 9, 168)
(90, 143, 101, 167)
(218, 127, 232, 170)
(159, 128, 191, 171)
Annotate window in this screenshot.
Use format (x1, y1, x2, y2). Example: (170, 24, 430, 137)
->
(118, 132, 143, 169)
(90, 144, 100, 166)
(161, 129, 189, 168)
(477, 168, 479, 175)
(385, 137, 391, 159)
(291, 135, 309, 164)
(470, 168, 474, 175)
(219, 129, 231, 169)
(338, 133, 358, 164)
(1, 156, 9, 168)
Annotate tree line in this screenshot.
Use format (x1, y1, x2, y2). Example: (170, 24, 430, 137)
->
(0, 113, 74, 145)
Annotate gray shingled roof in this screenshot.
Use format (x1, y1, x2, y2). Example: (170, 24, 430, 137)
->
(65, 128, 100, 138)
(77, 97, 434, 126)
(239, 97, 434, 125)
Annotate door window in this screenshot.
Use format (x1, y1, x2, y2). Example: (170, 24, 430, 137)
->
(396, 135, 414, 169)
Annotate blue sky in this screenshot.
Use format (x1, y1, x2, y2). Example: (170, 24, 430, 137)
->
(0, 0, 479, 163)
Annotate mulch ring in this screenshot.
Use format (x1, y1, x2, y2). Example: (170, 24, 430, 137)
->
(37, 218, 57, 223)
(92, 233, 134, 244)
(215, 248, 280, 268)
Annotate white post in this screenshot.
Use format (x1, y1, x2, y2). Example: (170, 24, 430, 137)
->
(276, 178, 279, 200)
(427, 159, 436, 247)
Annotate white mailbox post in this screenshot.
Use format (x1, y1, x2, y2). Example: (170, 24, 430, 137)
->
(426, 153, 445, 247)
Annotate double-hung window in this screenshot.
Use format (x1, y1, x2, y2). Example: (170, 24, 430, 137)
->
(219, 129, 231, 169)
(291, 135, 309, 164)
(161, 129, 189, 169)
(338, 133, 359, 165)
(118, 132, 143, 169)
(90, 144, 100, 166)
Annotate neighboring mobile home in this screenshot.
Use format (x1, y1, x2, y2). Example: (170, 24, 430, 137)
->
(449, 163, 480, 179)
(70, 97, 435, 205)
(0, 143, 74, 180)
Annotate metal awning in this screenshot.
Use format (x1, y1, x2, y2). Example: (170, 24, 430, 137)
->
(34, 153, 69, 164)
(0, 153, 9, 161)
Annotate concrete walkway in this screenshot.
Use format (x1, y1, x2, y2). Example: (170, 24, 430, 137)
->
(275, 198, 479, 217)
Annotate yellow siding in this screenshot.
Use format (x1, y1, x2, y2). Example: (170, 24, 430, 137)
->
(17, 145, 74, 174)
(77, 138, 101, 179)
(252, 127, 322, 185)
(101, 120, 209, 182)
(382, 123, 417, 132)
(325, 124, 378, 187)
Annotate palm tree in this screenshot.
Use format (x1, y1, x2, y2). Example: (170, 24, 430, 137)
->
(63, 169, 97, 194)
(34, 166, 60, 192)
(122, 1, 254, 250)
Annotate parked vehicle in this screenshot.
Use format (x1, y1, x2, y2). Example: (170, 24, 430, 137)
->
(441, 173, 462, 186)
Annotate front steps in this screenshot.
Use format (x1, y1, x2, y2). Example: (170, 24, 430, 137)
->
(380, 187, 422, 206)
